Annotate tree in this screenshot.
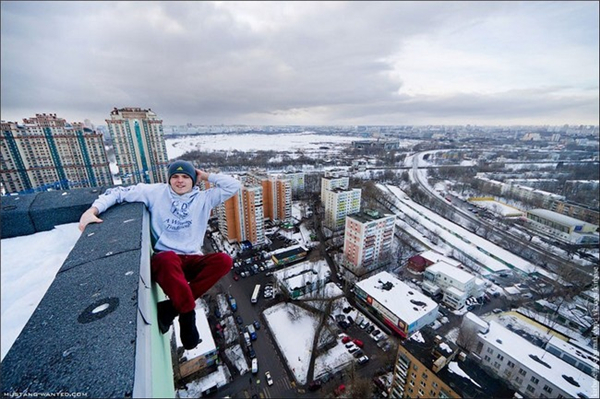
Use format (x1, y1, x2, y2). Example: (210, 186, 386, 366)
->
(456, 324, 480, 353)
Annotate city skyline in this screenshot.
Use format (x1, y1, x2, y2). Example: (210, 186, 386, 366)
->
(1, 1, 598, 127)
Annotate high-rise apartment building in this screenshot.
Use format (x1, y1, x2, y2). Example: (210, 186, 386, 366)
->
(265, 176, 292, 222)
(217, 177, 266, 246)
(245, 172, 292, 222)
(342, 209, 395, 275)
(323, 187, 361, 231)
(278, 171, 305, 196)
(106, 107, 168, 185)
(216, 172, 293, 246)
(1, 114, 112, 194)
(320, 174, 349, 203)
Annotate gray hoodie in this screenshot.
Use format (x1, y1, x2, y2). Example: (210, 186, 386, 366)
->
(91, 173, 241, 255)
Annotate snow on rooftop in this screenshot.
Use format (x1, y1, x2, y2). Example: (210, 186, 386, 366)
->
(355, 271, 438, 325)
(528, 208, 597, 228)
(480, 321, 596, 398)
(464, 312, 489, 333)
(178, 365, 231, 398)
(447, 361, 482, 388)
(1, 223, 81, 360)
(410, 331, 425, 343)
(470, 199, 524, 217)
(427, 261, 475, 284)
(273, 259, 330, 292)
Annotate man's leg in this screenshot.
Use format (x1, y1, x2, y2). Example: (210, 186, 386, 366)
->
(151, 251, 196, 313)
(151, 251, 200, 349)
(181, 252, 233, 299)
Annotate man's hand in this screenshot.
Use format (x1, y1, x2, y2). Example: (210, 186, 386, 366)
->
(79, 207, 102, 232)
(195, 169, 209, 182)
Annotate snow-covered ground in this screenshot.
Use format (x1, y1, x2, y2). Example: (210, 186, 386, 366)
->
(383, 184, 541, 275)
(1, 223, 81, 360)
(165, 133, 364, 159)
(263, 302, 319, 384)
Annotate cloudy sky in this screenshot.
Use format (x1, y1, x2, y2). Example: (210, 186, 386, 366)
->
(1, 1, 598, 126)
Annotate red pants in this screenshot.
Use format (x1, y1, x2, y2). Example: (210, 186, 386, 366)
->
(151, 251, 233, 314)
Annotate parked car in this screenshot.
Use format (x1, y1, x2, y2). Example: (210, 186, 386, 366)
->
(352, 349, 364, 358)
(352, 339, 364, 348)
(236, 315, 243, 325)
(341, 336, 352, 344)
(366, 325, 375, 334)
(357, 355, 370, 365)
(248, 346, 256, 359)
(253, 320, 261, 330)
(372, 329, 381, 337)
(251, 358, 258, 374)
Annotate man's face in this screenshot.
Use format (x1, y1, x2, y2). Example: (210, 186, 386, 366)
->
(169, 173, 193, 195)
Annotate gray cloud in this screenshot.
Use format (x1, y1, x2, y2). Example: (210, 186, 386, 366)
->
(1, 1, 598, 126)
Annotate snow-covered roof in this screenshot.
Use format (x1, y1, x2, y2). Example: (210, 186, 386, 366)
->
(355, 271, 438, 325)
(427, 261, 475, 284)
(464, 312, 489, 333)
(419, 250, 461, 267)
(274, 259, 330, 291)
(479, 321, 596, 398)
(528, 208, 597, 228)
(546, 338, 599, 374)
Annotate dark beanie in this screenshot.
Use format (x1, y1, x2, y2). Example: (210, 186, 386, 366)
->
(168, 160, 197, 186)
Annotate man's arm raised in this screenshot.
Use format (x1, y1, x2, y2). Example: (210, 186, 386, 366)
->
(79, 206, 103, 232)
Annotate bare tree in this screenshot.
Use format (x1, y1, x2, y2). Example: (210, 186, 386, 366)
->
(456, 324, 480, 353)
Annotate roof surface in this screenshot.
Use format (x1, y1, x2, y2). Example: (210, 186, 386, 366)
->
(355, 271, 438, 325)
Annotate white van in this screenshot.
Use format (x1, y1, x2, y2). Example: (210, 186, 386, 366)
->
(251, 358, 258, 374)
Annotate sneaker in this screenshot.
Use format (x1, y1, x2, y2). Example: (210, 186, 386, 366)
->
(179, 310, 202, 350)
(157, 300, 177, 334)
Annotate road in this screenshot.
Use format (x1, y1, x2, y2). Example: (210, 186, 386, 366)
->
(202, 231, 398, 398)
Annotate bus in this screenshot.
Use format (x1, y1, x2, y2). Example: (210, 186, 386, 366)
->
(251, 284, 261, 304)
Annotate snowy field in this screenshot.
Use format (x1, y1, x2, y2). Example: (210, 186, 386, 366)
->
(165, 133, 362, 159)
(1, 223, 81, 360)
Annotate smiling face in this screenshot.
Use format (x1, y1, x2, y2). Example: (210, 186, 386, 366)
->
(169, 173, 194, 195)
